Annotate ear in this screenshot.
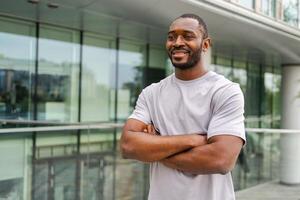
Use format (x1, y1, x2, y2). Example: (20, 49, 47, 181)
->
(202, 37, 212, 52)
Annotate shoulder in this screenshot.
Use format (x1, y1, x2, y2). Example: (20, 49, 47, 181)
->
(208, 72, 244, 104)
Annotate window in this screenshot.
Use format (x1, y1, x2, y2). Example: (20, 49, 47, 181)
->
(261, 0, 277, 17)
(117, 39, 147, 121)
(0, 17, 36, 120)
(81, 33, 116, 122)
(283, 0, 299, 27)
(37, 25, 80, 122)
(239, 0, 255, 9)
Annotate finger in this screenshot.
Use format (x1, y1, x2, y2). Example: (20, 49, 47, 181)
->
(148, 125, 154, 134)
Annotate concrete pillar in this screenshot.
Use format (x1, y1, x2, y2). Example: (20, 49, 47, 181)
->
(280, 65, 300, 184)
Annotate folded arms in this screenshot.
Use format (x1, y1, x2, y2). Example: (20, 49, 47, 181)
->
(120, 118, 243, 175)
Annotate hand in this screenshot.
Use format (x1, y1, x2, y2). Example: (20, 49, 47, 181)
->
(191, 134, 207, 147)
(143, 124, 160, 135)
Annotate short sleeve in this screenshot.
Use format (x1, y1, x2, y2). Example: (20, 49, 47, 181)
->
(128, 89, 151, 124)
(207, 84, 246, 142)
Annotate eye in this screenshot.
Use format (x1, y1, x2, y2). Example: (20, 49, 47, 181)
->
(167, 34, 175, 41)
(183, 33, 195, 40)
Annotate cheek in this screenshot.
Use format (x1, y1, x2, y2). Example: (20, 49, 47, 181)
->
(165, 42, 172, 51)
(190, 42, 202, 52)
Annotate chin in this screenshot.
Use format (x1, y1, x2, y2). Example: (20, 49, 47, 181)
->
(173, 63, 195, 70)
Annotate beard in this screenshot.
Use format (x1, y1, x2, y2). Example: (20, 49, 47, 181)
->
(168, 43, 202, 70)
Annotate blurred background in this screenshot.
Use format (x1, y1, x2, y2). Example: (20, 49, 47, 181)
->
(0, 0, 300, 199)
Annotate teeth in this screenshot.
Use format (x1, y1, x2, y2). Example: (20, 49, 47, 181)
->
(172, 51, 188, 55)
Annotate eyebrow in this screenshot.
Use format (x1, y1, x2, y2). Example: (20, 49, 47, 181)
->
(167, 30, 196, 35)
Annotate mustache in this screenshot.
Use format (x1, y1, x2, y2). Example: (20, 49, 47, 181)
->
(169, 47, 191, 54)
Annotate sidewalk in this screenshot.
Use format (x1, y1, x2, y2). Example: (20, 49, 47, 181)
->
(236, 181, 300, 200)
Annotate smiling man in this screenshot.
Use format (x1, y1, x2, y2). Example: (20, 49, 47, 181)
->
(120, 13, 245, 200)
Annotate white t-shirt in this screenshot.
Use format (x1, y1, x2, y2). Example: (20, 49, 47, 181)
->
(129, 71, 246, 200)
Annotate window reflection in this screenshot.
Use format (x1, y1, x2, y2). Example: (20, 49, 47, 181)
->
(272, 67, 281, 128)
(212, 56, 233, 80)
(262, 68, 273, 128)
(81, 33, 116, 122)
(37, 25, 80, 122)
(283, 0, 299, 27)
(261, 0, 276, 17)
(117, 40, 146, 121)
(239, 0, 254, 9)
(233, 60, 247, 93)
(246, 63, 261, 128)
(0, 18, 35, 120)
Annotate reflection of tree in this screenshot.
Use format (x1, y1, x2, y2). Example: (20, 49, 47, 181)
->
(122, 66, 143, 108)
(283, 0, 298, 25)
(0, 68, 30, 117)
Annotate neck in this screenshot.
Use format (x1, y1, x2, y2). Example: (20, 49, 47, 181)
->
(174, 63, 207, 81)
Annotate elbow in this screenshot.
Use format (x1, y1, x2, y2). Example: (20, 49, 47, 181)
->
(120, 143, 130, 159)
(120, 137, 134, 159)
(216, 158, 235, 175)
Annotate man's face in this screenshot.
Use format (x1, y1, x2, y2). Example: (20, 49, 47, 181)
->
(166, 18, 204, 70)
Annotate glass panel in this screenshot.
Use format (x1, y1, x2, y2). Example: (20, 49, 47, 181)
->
(232, 132, 280, 190)
(0, 17, 35, 120)
(0, 134, 33, 200)
(239, 0, 254, 9)
(261, 0, 277, 17)
(33, 162, 48, 200)
(245, 63, 261, 128)
(80, 129, 115, 200)
(117, 39, 146, 121)
(233, 60, 247, 93)
(212, 56, 233, 80)
(144, 45, 167, 87)
(37, 25, 80, 122)
(283, 0, 299, 27)
(80, 130, 114, 154)
(149, 45, 167, 70)
(115, 130, 149, 200)
(53, 160, 76, 200)
(35, 131, 77, 159)
(81, 33, 116, 122)
(261, 66, 273, 128)
(272, 67, 281, 128)
(81, 156, 113, 200)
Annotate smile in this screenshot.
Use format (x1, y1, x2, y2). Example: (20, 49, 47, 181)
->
(171, 49, 190, 55)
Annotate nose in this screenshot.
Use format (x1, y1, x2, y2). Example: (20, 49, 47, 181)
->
(174, 35, 184, 47)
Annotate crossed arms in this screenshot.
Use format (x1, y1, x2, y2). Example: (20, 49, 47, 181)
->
(120, 118, 244, 175)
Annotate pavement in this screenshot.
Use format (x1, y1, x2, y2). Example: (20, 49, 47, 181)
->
(236, 181, 300, 200)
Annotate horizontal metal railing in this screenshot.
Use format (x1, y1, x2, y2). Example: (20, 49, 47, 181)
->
(0, 120, 300, 134)
(0, 123, 123, 134)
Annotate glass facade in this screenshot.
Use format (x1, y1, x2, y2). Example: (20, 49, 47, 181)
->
(230, 0, 300, 28)
(211, 48, 282, 190)
(0, 6, 286, 200)
(261, 0, 277, 17)
(81, 33, 116, 122)
(0, 16, 168, 123)
(283, 0, 300, 27)
(211, 50, 281, 128)
(239, 0, 255, 9)
(37, 25, 80, 122)
(0, 17, 36, 120)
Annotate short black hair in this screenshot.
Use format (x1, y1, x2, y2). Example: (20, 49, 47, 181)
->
(175, 13, 208, 38)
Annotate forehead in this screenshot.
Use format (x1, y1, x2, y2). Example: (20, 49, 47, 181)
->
(169, 18, 200, 34)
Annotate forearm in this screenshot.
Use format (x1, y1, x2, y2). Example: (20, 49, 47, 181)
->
(162, 136, 242, 175)
(162, 144, 227, 174)
(120, 131, 203, 162)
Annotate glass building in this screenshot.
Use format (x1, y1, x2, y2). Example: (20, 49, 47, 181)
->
(0, 0, 300, 199)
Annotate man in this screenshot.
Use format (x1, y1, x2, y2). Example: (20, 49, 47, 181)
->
(120, 13, 245, 200)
